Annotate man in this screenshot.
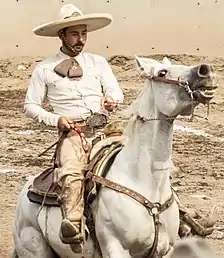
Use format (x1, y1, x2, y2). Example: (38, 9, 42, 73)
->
(24, 4, 124, 252)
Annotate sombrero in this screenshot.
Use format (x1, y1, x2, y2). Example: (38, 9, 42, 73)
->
(33, 4, 113, 37)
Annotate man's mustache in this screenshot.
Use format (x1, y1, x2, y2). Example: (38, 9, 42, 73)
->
(73, 41, 84, 47)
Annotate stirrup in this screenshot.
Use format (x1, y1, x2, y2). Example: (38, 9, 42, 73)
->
(60, 216, 86, 243)
(60, 220, 83, 243)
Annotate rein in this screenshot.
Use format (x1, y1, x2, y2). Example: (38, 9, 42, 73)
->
(38, 127, 89, 160)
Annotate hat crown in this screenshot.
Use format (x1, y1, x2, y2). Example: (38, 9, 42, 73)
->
(58, 4, 83, 20)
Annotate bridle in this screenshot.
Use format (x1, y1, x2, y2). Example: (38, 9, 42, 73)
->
(148, 74, 195, 99)
(132, 74, 195, 124)
(135, 73, 216, 123)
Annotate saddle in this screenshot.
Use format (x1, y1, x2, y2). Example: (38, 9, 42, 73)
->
(27, 166, 61, 206)
(27, 139, 125, 207)
(27, 119, 127, 207)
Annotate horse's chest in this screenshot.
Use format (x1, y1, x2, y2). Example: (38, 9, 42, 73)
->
(109, 199, 155, 246)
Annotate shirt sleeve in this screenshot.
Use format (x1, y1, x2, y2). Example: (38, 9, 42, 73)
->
(23, 65, 60, 127)
(99, 57, 124, 103)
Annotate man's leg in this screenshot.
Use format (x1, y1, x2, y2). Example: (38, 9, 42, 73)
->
(55, 133, 88, 250)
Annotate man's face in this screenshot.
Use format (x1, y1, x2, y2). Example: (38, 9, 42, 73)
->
(63, 24, 87, 53)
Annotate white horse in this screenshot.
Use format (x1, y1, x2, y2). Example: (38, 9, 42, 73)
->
(12, 56, 216, 258)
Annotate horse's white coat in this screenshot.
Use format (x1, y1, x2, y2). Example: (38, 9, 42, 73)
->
(12, 56, 214, 257)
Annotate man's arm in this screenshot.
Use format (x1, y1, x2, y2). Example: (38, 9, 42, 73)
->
(99, 57, 124, 104)
(24, 65, 60, 127)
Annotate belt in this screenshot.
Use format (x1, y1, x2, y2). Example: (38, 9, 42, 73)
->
(73, 119, 87, 127)
(71, 112, 108, 136)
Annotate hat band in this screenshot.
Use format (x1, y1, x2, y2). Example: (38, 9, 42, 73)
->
(64, 12, 81, 19)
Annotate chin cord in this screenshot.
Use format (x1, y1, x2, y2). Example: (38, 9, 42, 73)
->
(191, 102, 210, 121)
(174, 82, 210, 122)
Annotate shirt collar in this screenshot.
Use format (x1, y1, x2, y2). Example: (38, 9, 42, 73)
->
(57, 50, 83, 60)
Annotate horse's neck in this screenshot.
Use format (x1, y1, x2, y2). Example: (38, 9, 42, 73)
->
(114, 85, 173, 201)
(130, 116, 173, 181)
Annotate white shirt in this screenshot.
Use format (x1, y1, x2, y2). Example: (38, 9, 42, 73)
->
(24, 51, 124, 127)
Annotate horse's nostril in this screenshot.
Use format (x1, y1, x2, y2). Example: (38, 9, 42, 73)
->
(198, 64, 211, 77)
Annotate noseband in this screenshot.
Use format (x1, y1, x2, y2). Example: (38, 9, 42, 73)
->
(147, 75, 194, 99)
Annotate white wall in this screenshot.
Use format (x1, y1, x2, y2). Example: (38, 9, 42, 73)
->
(2, 0, 224, 58)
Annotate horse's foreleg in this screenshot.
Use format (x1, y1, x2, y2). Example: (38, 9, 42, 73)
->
(100, 241, 130, 258)
(96, 228, 131, 258)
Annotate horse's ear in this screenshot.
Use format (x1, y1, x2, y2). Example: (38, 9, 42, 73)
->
(162, 57, 172, 65)
(135, 55, 159, 71)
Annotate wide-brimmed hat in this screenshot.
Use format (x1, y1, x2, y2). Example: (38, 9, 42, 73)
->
(33, 4, 113, 37)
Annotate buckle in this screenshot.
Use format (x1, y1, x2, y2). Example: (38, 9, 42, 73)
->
(86, 112, 108, 129)
(151, 203, 162, 215)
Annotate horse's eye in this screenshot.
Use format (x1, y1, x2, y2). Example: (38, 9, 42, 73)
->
(158, 69, 168, 77)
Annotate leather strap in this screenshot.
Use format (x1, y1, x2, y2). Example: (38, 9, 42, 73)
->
(86, 172, 174, 257)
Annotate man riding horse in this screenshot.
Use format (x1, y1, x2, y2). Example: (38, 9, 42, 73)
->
(24, 3, 216, 253)
(24, 3, 124, 252)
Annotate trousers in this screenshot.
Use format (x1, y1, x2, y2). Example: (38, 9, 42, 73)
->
(54, 131, 93, 248)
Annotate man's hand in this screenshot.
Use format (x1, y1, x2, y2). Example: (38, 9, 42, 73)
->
(57, 116, 75, 132)
(101, 96, 117, 112)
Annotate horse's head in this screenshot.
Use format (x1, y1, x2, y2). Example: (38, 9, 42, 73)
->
(135, 56, 217, 117)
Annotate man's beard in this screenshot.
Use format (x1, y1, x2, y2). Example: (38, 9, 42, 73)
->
(72, 42, 84, 53)
(62, 40, 85, 56)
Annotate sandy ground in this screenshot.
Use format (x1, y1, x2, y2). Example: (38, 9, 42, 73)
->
(1, 54, 224, 257)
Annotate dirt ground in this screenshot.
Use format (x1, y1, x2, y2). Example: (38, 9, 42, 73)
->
(1, 54, 224, 257)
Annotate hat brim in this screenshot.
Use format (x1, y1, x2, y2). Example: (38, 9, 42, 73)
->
(33, 13, 113, 37)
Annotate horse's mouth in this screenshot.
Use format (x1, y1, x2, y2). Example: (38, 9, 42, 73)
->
(193, 85, 217, 104)
(198, 86, 216, 99)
